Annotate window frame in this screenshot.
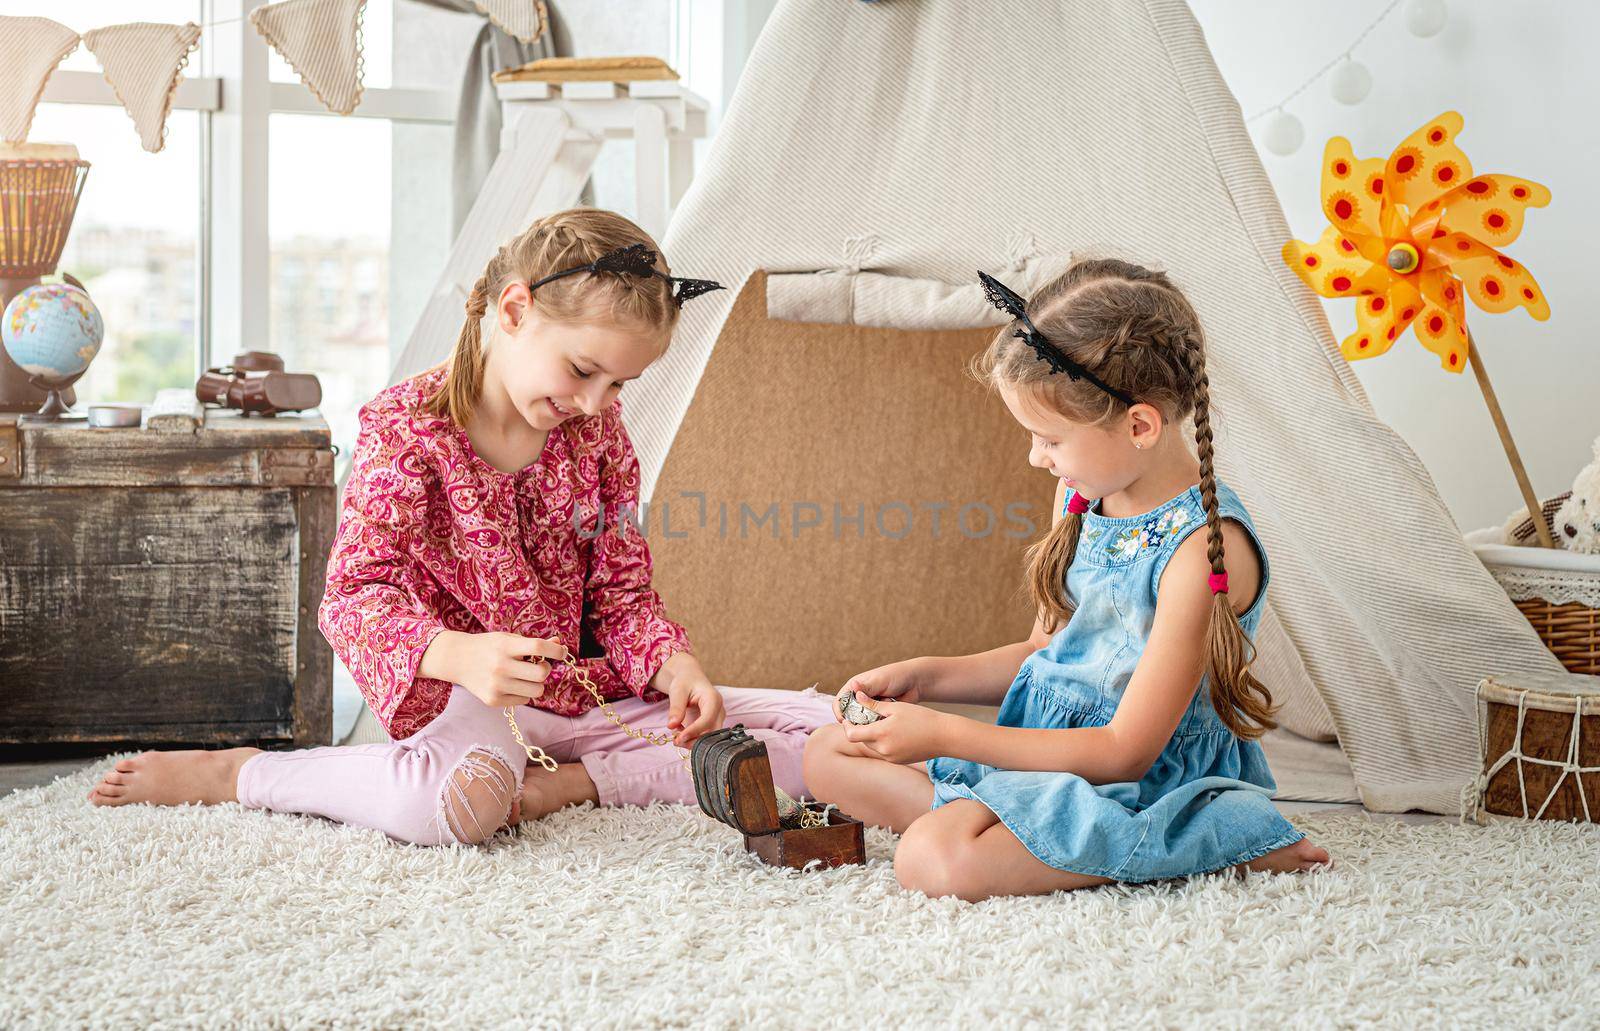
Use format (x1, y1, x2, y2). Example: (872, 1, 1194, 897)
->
(35, 0, 770, 380)
(36, 0, 454, 377)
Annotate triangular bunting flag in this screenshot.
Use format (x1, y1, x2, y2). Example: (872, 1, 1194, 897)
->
(0, 17, 81, 144)
(250, 0, 366, 116)
(82, 22, 203, 153)
(474, 0, 548, 45)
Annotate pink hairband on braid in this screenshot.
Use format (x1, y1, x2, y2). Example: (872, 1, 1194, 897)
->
(1067, 492, 1090, 515)
(1209, 572, 1230, 595)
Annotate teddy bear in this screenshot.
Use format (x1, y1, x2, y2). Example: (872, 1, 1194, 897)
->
(1501, 435, 1600, 554)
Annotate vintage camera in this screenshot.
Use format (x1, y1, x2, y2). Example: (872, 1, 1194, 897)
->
(195, 351, 322, 416)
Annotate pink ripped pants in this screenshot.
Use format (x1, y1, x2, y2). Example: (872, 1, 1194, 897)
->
(236, 684, 834, 846)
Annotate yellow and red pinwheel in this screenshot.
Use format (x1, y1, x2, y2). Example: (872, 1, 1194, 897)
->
(1283, 110, 1550, 372)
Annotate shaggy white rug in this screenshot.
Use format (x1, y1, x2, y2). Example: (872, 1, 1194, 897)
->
(3, 760, 1597, 1029)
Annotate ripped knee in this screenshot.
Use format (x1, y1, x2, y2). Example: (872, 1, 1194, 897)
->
(439, 746, 517, 845)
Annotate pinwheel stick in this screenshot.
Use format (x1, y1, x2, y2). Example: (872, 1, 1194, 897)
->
(1466, 327, 1556, 548)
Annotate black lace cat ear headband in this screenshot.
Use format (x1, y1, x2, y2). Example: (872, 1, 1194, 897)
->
(977, 271, 1138, 408)
(529, 242, 724, 308)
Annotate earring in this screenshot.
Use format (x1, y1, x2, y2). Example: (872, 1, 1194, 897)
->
(1134, 442, 1144, 450)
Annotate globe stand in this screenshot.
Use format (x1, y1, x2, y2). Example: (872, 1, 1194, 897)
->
(17, 371, 87, 425)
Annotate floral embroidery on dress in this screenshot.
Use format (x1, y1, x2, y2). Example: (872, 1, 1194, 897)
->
(1103, 505, 1194, 561)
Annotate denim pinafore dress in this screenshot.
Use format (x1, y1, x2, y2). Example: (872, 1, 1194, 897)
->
(925, 480, 1303, 882)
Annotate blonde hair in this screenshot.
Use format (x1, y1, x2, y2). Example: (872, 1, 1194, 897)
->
(424, 207, 681, 426)
(974, 258, 1277, 740)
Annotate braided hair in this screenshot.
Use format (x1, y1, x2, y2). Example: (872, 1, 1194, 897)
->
(424, 208, 680, 426)
(973, 258, 1277, 739)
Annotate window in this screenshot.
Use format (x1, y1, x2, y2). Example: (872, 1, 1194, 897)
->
(19, 1, 761, 466)
(7, 0, 206, 403)
(29, 102, 203, 404)
(269, 113, 392, 466)
(19, 0, 465, 473)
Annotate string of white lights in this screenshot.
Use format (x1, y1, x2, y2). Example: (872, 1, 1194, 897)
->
(1253, 0, 1449, 157)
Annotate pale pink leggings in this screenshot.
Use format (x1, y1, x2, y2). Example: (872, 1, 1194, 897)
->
(236, 684, 835, 846)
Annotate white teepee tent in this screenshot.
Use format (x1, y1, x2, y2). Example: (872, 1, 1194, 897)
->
(400, 0, 1569, 814)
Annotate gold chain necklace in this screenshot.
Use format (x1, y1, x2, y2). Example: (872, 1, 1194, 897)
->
(501, 659, 830, 829)
(502, 659, 686, 773)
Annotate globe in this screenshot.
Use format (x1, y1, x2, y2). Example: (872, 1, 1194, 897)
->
(2, 282, 104, 385)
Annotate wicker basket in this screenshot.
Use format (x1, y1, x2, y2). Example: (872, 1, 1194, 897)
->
(1467, 528, 1600, 675)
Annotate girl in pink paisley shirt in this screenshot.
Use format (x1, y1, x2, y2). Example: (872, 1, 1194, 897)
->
(90, 208, 835, 844)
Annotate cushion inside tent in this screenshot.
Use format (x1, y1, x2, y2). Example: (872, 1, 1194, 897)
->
(650, 272, 1046, 693)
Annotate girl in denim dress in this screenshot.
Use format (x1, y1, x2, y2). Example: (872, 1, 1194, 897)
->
(805, 258, 1329, 901)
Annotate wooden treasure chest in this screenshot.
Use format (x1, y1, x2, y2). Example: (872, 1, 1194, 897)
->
(690, 724, 865, 870)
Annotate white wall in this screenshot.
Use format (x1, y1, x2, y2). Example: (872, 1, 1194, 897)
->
(1190, 0, 1599, 533)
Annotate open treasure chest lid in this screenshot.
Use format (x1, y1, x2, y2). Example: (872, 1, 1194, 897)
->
(690, 724, 782, 836)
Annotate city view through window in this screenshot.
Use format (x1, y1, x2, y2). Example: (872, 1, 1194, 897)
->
(32, 104, 394, 473)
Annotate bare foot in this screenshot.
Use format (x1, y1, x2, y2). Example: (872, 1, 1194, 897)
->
(515, 761, 599, 824)
(87, 748, 261, 808)
(1237, 837, 1330, 874)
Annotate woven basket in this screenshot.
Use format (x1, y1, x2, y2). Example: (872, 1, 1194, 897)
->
(1467, 528, 1600, 675)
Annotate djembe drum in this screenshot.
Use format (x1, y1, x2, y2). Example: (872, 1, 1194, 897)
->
(0, 142, 90, 413)
(1465, 671, 1600, 823)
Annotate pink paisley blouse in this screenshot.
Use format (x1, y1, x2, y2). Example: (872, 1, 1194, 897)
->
(319, 367, 692, 738)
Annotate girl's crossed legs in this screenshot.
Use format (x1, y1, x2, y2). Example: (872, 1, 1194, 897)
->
(803, 723, 1108, 902)
(90, 685, 834, 846)
(803, 723, 1326, 903)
